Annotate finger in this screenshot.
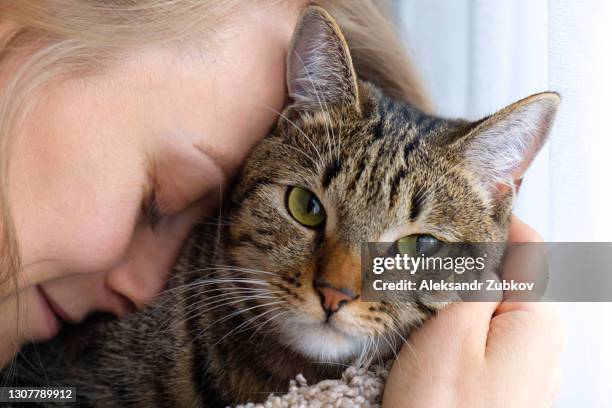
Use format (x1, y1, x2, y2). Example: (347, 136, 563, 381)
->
(488, 302, 563, 360)
(412, 301, 500, 356)
(500, 243, 549, 302)
(508, 214, 543, 243)
(503, 215, 548, 301)
(494, 300, 558, 320)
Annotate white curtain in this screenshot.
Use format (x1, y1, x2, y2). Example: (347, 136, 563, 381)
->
(395, 1, 612, 406)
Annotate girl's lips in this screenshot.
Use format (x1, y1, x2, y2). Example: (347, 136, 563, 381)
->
(35, 285, 61, 339)
(38, 285, 73, 324)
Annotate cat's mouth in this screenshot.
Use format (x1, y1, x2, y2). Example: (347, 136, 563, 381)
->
(277, 310, 369, 362)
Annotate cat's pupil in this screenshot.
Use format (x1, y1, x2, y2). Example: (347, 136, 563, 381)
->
(307, 197, 320, 215)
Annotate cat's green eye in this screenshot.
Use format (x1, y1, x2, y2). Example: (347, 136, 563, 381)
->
(286, 186, 326, 227)
(396, 235, 441, 256)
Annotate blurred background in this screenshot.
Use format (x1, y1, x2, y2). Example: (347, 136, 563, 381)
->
(392, 0, 612, 406)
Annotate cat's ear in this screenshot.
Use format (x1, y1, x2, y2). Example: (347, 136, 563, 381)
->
(458, 92, 560, 200)
(286, 5, 359, 112)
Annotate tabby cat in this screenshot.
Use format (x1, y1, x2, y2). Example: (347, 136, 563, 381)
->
(3, 5, 559, 407)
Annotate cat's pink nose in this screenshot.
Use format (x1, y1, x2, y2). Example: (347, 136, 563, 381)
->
(315, 285, 356, 316)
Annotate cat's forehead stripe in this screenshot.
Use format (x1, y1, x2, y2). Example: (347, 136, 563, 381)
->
(322, 158, 341, 188)
(371, 98, 388, 140)
(409, 186, 426, 220)
(345, 152, 367, 193)
(388, 167, 407, 210)
(403, 138, 419, 163)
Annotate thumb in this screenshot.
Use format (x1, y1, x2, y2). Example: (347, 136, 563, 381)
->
(405, 301, 500, 358)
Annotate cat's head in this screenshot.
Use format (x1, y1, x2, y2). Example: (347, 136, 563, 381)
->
(222, 6, 559, 362)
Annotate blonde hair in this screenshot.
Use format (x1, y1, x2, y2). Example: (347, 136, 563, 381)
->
(0, 0, 429, 291)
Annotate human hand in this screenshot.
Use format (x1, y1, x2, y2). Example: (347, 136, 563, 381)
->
(382, 216, 564, 408)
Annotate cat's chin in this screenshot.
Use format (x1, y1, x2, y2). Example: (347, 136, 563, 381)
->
(277, 314, 367, 362)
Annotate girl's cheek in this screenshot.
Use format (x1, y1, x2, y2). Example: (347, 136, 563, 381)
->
(13, 183, 143, 285)
(8, 76, 147, 284)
